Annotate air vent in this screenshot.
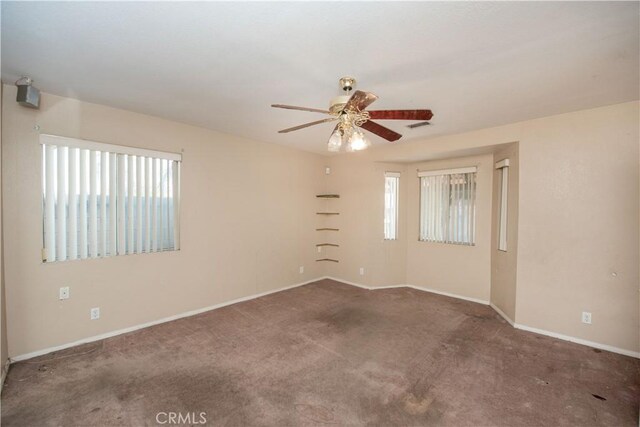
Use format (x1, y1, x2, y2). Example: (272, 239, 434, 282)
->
(407, 121, 431, 129)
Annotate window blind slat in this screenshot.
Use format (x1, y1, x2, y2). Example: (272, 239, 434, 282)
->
(166, 160, 173, 249)
(68, 148, 78, 260)
(109, 153, 117, 256)
(498, 166, 508, 251)
(159, 159, 166, 251)
(127, 155, 135, 254)
(173, 161, 180, 250)
(117, 154, 126, 255)
(100, 151, 108, 257)
(151, 158, 158, 252)
(136, 156, 143, 254)
(145, 157, 152, 252)
(89, 150, 98, 257)
(45, 145, 57, 261)
(56, 146, 68, 261)
(79, 149, 89, 259)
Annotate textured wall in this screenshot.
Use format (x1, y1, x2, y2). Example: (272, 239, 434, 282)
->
(330, 101, 638, 354)
(490, 143, 519, 321)
(2, 85, 326, 358)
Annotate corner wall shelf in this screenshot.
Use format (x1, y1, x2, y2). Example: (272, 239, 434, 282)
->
(316, 194, 340, 263)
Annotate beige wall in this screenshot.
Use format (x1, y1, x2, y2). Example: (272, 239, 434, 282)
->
(490, 143, 519, 321)
(2, 85, 327, 358)
(406, 154, 493, 302)
(1, 83, 8, 378)
(329, 101, 638, 354)
(324, 155, 408, 287)
(513, 104, 638, 352)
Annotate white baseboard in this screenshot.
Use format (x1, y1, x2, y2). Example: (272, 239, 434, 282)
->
(323, 276, 372, 290)
(0, 357, 10, 392)
(513, 323, 639, 359)
(11, 277, 325, 362)
(323, 276, 490, 305)
(324, 276, 639, 359)
(405, 284, 489, 305)
(490, 302, 515, 326)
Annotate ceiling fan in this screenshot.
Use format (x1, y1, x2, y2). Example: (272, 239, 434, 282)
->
(272, 77, 433, 152)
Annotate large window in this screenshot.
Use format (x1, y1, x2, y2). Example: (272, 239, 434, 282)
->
(495, 159, 509, 251)
(419, 167, 476, 245)
(384, 172, 400, 240)
(41, 134, 181, 263)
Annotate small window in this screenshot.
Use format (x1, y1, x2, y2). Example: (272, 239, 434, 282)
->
(495, 159, 509, 251)
(41, 134, 181, 263)
(384, 172, 400, 240)
(419, 167, 477, 245)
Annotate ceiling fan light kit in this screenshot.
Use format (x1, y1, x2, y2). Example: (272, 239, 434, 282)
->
(272, 77, 433, 153)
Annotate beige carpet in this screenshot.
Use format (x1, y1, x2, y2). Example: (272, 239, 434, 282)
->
(2, 279, 638, 426)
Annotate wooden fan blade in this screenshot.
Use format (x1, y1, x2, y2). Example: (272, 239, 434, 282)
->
(360, 120, 402, 142)
(345, 90, 378, 111)
(271, 104, 330, 114)
(278, 117, 337, 133)
(368, 109, 433, 121)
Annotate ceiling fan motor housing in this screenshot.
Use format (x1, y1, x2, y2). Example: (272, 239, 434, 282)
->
(329, 95, 351, 115)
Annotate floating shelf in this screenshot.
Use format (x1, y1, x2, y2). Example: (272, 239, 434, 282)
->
(316, 212, 339, 215)
(316, 243, 339, 247)
(316, 228, 339, 231)
(316, 194, 340, 198)
(316, 258, 339, 263)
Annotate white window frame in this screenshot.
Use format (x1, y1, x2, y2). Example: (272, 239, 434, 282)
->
(40, 134, 181, 263)
(384, 172, 400, 240)
(495, 159, 509, 252)
(418, 166, 477, 245)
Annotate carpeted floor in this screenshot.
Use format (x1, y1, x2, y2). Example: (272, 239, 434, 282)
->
(2, 279, 638, 426)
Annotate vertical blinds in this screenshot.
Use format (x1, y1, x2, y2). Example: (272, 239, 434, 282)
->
(419, 167, 476, 245)
(496, 159, 509, 251)
(384, 173, 400, 240)
(41, 135, 181, 263)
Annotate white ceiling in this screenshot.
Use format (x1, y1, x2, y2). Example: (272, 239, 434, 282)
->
(2, 2, 638, 154)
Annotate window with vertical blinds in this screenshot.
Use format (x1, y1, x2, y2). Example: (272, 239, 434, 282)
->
(41, 135, 181, 263)
(384, 172, 400, 240)
(495, 159, 509, 251)
(418, 167, 476, 245)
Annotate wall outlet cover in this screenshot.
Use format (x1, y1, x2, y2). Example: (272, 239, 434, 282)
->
(581, 312, 592, 324)
(59, 286, 70, 300)
(299, 266, 304, 274)
(359, 267, 365, 275)
(90, 307, 100, 320)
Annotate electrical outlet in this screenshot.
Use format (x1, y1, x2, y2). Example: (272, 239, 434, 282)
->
(359, 267, 365, 276)
(581, 312, 592, 324)
(90, 307, 100, 320)
(299, 266, 304, 274)
(59, 286, 70, 300)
